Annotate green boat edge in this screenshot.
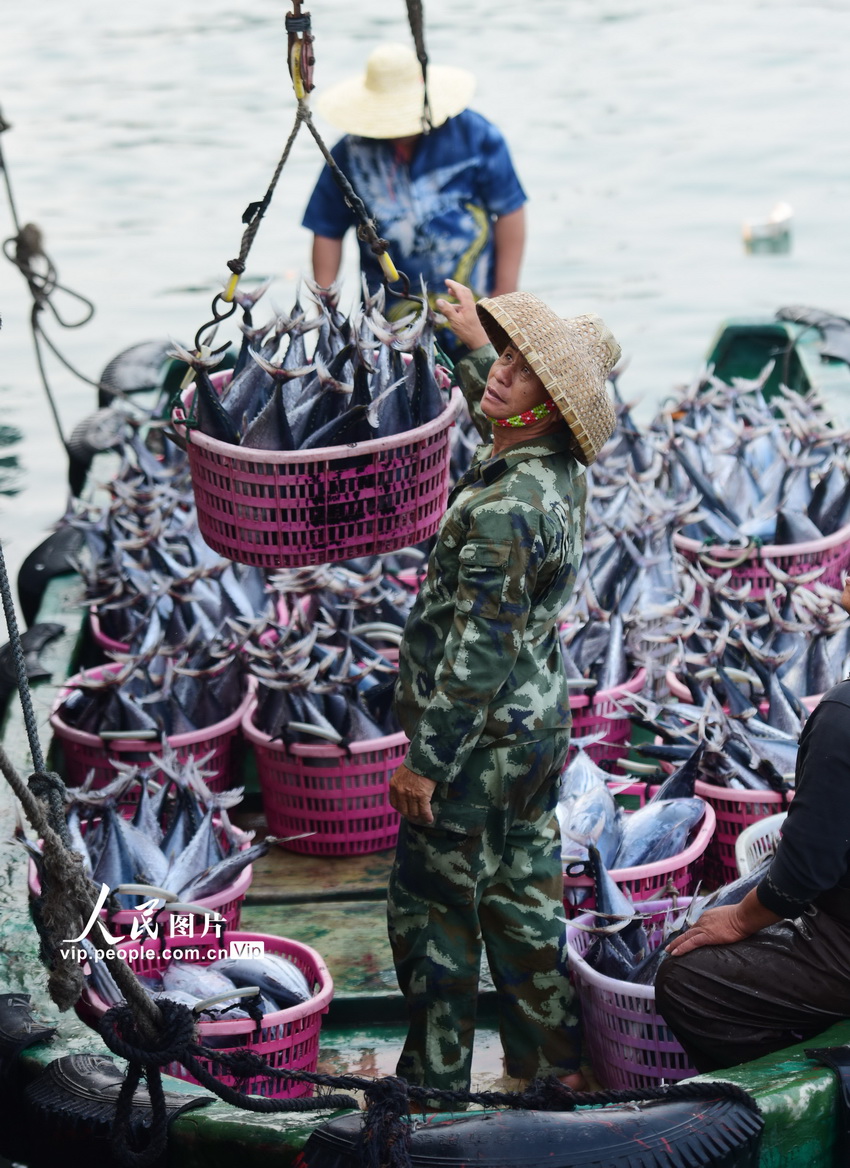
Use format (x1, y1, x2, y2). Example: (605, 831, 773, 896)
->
(4, 314, 850, 1165)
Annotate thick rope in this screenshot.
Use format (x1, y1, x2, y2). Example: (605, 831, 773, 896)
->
(0, 541, 48, 776)
(98, 1001, 761, 1168)
(228, 106, 307, 278)
(224, 97, 390, 291)
(405, 0, 433, 133)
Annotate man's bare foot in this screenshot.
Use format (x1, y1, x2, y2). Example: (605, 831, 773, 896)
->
(558, 1071, 587, 1091)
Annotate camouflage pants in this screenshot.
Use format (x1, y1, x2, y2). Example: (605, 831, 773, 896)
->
(387, 732, 579, 1096)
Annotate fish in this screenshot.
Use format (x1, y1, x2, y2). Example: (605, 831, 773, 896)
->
(179, 278, 450, 452)
(206, 953, 312, 1009)
(612, 797, 707, 869)
(560, 780, 622, 868)
(581, 845, 648, 980)
(168, 343, 238, 445)
(36, 757, 255, 913)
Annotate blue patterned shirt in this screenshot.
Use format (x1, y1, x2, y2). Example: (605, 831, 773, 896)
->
(302, 110, 526, 299)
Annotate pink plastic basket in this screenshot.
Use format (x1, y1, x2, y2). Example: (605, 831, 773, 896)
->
(172, 373, 464, 569)
(242, 698, 405, 855)
(88, 607, 129, 654)
(49, 664, 252, 794)
(566, 898, 696, 1088)
(694, 778, 790, 888)
(76, 931, 333, 1098)
(27, 849, 253, 934)
(674, 519, 850, 599)
(568, 669, 646, 766)
(563, 802, 716, 919)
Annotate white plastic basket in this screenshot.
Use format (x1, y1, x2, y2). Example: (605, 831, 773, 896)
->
(734, 811, 787, 877)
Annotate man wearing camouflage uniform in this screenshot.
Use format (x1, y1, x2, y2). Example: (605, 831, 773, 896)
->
(388, 278, 620, 1102)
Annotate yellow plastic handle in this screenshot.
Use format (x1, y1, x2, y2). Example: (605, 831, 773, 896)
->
(290, 41, 306, 100)
(223, 272, 240, 303)
(378, 251, 399, 282)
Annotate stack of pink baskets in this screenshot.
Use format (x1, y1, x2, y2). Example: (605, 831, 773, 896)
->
(241, 696, 405, 856)
(77, 931, 333, 1098)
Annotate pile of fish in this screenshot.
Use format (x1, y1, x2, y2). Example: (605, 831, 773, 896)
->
(174, 278, 451, 451)
(613, 571, 847, 791)
(655, 371, 850, 545)
(576, 843, 772, 986)
(623, 686, 802, 793)
(56, 637, 248, 739)
(242, 575, 403, 746)
(558, 741, 707, 870)
(68, 422, 272, 650)
(84, 940, 313, 1023)
(671, 571, 850, 704)
(23, 751, 266, 910)
(559, 364, 850, 723)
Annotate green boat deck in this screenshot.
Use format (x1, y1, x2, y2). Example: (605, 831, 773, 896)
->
(0, 575, 846, 1165)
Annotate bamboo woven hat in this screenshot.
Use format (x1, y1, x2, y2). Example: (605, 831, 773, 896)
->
(316, 43, 476, 139)
(477, 292, 621, 466)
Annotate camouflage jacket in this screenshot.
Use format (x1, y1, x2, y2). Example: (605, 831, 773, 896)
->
(394, 345, 587, 784)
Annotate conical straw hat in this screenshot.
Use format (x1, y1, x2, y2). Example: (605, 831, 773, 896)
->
(316, 43, 476, 139)
(476, 293, 620, 466)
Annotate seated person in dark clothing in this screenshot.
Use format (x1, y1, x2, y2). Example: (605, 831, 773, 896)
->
(656, 573, 850, 1074)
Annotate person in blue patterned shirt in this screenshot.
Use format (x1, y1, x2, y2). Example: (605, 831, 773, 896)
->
(302, 44, 526, 357)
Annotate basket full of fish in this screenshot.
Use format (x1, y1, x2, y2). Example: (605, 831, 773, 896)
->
(170, 279, 463, 569)
(659, 369, 850, 597)
(240, 571, 407, 855)
(49, 654, 251, 793)
(76, 931, 333, 1098)
(565, 859, 771, 1089)
(558, 744, 716, 917)
(621, 581, 832, 885)
(24, 756, 261, 933)
(567, 898, 696, 1089)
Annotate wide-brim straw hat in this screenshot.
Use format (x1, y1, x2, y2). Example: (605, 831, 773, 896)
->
(316, 43, 476, 139)
(477, 293, 621, 466)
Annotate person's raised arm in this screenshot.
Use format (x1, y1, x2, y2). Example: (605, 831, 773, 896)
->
(311, 235, 344, 287)
(491, 206, 526, 296)
(435, 279, 494, 439)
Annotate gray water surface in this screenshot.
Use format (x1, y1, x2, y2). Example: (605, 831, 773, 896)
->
(1, 0, 849, 599)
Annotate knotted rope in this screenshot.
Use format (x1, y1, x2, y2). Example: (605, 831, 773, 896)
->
(98, 997, 761, 1168)
(0, 107, 99, 457)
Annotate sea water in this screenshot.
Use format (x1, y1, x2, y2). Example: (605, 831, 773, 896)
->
(1, 0, 849, 598)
